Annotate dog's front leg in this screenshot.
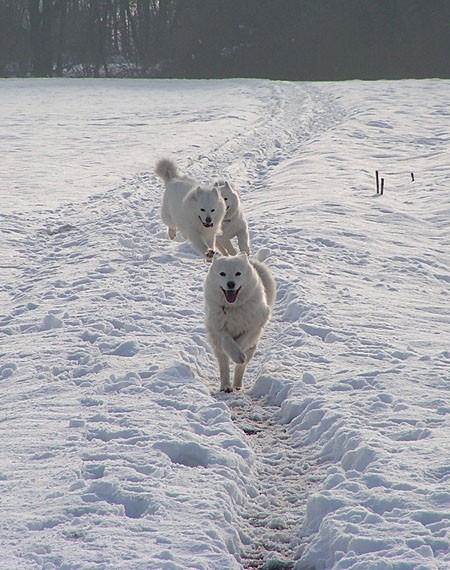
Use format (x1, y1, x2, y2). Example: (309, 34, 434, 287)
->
(236, 228, 250, 255)
(233, 346, 256, 390)
(161, 202, 176, 239)
(204, 233, 219, 261)
(189, 234, 211, 260)
(215, 238, 231, 256)
(235, 327, 264, 356)
(222, 333, 246, 364)
(216, 236, 237, 256)
(215, 351, 232, 392)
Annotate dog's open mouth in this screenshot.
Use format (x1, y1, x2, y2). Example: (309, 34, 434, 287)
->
(199, 217, 213, 228)
(221, 287, 241, 304)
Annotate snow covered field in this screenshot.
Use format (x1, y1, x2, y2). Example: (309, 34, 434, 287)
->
(1, 78, 449, 570)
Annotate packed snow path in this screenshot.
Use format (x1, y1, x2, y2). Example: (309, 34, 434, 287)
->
(1, 79, 450, 570)
(225, 394, 323, 569)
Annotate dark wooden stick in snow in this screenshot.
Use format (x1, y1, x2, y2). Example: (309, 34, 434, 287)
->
(376, 170, 380, 193)
(411, 172, 415, 182)
(380, 178, 385, 195)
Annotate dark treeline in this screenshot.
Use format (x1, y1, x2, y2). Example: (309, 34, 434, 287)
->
(1, 0, 449, 80)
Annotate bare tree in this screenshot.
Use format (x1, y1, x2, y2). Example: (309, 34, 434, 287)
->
(28, 0, 54, 76)
(1, 0, 449, 79)
(55, 0, 67, 76)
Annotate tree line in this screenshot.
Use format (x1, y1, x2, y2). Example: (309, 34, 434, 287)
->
(1, 0, 449, 80)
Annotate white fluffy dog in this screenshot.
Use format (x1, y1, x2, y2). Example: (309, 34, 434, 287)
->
(204, 252, 276, 392)
(214, 181, 250, 256)
(155, 159, 226, 261)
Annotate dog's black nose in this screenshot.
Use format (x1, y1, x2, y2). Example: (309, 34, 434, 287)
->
(205, 216, 212, 224)
(227, 281, 235, 290)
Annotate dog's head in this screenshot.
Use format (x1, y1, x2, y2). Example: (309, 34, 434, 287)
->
(214, 181, 239, 218)
(208, 253, 251, 304)
(190, 186, 225, 228)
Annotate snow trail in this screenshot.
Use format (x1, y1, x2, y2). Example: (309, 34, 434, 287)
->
(223, 395, 320, 569)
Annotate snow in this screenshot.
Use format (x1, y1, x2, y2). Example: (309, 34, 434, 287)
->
(1, 78, 449, 570)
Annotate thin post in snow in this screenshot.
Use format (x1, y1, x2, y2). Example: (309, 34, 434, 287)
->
(380, 178, 385, 195)
(376, 170, 380, 194)
(411, 172, 415, 182)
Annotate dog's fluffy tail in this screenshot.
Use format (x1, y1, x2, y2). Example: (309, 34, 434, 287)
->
(254, 247, 271, 262)
(155, 159, 179, 183)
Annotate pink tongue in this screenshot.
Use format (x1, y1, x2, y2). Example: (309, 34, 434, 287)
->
(225, 290, 238, 303)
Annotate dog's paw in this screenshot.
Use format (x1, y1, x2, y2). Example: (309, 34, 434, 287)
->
(168, 228, 176, 240)
(205, 249, 215, 262)
(220, 384, 233, 393)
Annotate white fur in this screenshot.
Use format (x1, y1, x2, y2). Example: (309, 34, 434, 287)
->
(214, 180, 250, 255)
(204, 253, 276, 392)
(155, 159, 226, 261)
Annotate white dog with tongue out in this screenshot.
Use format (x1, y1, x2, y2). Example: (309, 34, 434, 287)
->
(204, 251, 276, 392)
(155, 159, 226, 262)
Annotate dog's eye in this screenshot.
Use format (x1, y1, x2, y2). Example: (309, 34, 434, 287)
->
(200, 208, 205, 212)
(211, 209, 215, 212)
(235, 272, 241, 276)
(220, 272, 226, 277)
(224, 197, 228, 201)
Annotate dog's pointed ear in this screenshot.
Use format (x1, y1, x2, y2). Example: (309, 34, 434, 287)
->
(212, 186, 220, 198)
(190, 187, 201, 201)
(225, 180, 238, 194)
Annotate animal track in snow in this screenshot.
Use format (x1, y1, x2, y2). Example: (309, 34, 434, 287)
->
(216, 392, 323, 569)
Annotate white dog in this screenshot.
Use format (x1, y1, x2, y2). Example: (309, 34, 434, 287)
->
(214, 181, 250, 256)
(204, 252, 276, 392)
(155, 159, 226, 261)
